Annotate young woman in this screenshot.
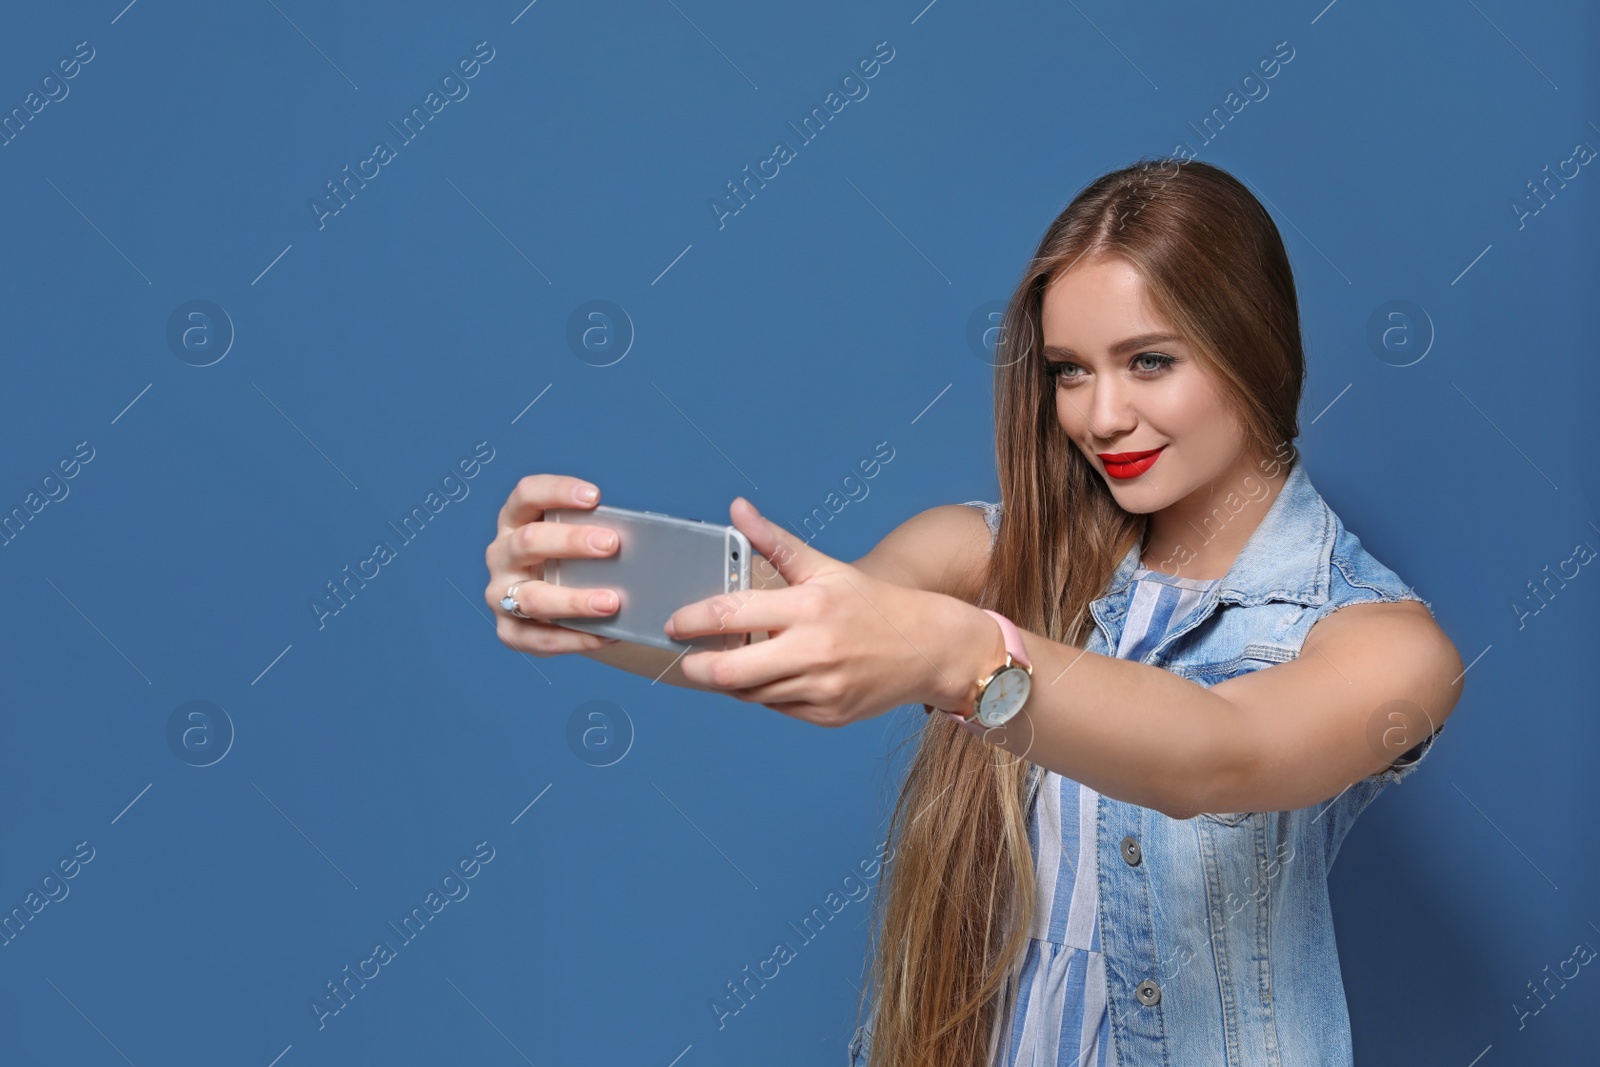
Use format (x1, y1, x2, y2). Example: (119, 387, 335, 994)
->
(483, 158, 1464, 1067)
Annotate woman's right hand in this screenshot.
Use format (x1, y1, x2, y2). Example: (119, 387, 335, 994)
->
(484, 474, 623, 657)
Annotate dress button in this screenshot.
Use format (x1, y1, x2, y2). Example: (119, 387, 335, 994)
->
(1120, 835, 1142, 866)
(1135, 979, 1161, 1006)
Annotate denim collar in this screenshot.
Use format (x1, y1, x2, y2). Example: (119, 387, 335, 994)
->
(1096, 455, 1336, 610)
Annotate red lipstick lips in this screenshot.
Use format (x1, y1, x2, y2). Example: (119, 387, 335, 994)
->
(1097, 446, 1165, 479)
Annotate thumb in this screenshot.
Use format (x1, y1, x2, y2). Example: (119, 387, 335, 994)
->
(729, 496, 833, 586)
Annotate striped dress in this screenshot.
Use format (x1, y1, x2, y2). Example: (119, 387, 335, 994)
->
(961, 502, 1220, 1067)
(999, 566, 1220, 1067)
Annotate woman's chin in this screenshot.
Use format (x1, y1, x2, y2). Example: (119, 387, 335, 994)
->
(1105, 483, 1170, 514)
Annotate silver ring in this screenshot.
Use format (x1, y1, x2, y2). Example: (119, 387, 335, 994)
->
(501, 578, 534, 619)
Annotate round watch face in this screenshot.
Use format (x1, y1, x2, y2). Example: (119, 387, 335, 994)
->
(976, 666, 1031, 728)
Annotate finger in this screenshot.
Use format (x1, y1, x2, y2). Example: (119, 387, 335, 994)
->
(677, 638, 810, 693)
(726, 674, 828, 706)
(727, 496, 838, 588)
(737, 691, 838, 727)
(487, 575, 620, 621)
(761, 701, 816, 718)
(721, 661, 862, 714)
(501, 518, 619, 570)
(752, 699, 829, 725)
(497, 475, 601, 535)
(495, 615, 619, 657)
(665, 586, 801, 640)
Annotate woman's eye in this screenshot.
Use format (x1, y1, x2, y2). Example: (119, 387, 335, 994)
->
(1048, 354, 1175, 383)
(1133, 353, 1176, 373)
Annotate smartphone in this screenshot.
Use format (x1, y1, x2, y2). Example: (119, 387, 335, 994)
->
(543, 504, 754, 654)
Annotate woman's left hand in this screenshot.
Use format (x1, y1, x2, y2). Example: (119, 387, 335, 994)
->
(663, 497, 989, 727)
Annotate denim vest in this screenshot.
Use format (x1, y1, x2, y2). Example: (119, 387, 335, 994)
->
(848, 456, 1445, 1066)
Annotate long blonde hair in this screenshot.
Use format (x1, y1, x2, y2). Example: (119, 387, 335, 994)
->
(857, 158, 1307, 1066)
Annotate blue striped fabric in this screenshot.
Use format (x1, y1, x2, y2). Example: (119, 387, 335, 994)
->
(990, 564, 1220, 1067)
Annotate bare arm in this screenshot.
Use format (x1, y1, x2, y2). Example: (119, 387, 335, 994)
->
(849, 503, 994, 604)
(927, 596, 1464, 818)
(578, 504, 994, 689)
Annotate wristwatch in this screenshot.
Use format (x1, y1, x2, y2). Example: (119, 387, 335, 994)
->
(930, 608, 1033, 729)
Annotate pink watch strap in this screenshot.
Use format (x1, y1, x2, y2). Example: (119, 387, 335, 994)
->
(981, 609, 1031, 668)
(937, 609, 1030, 724)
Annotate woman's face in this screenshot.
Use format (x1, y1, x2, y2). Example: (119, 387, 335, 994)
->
(1039, 254, 1249, 515)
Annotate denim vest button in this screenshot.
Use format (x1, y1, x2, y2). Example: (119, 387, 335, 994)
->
(1120, 835, 1142, 866)
(1136, 979, 1161, 1006)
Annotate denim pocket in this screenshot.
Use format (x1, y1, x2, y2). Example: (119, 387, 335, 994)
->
(1198, 810, 1255, 826)
(1169, 643, 1297, 685)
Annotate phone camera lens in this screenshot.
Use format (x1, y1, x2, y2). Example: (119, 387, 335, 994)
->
(731, 549, 740, 560)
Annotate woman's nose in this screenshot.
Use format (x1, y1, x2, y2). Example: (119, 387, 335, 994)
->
(1085, 382, 1136, 441)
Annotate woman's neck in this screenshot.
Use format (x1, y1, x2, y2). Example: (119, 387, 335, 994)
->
(1139, 454, 1290, 580)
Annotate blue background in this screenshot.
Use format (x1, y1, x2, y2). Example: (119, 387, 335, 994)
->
(1, 1, 1596, 1064)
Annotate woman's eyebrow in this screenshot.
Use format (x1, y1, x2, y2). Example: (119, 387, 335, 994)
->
(1042, 333, 1185, 359)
